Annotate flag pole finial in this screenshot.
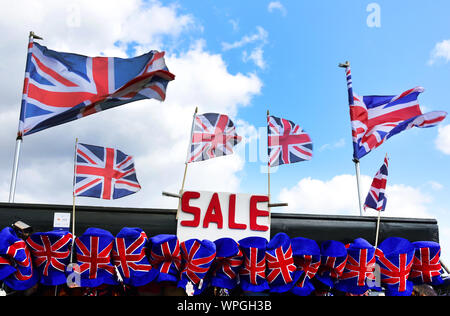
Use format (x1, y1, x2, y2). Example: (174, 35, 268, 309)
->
(338, 61, 350, 68)
(29, 31, 43, 40)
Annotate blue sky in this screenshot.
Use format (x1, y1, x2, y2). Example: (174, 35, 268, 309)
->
(0, 1, 449, 264)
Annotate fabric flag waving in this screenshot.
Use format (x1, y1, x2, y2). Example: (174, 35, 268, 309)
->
(344, 67, 446, 159)
(267, 115, 313, 167)
(74, 143, 141, 200)
(19, 41, 175, 136)
(364, 155, 389, 212)
(187, 113, 242, 163)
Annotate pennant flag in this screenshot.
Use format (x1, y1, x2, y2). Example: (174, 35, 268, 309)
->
(74, 143, 141, 200)
(19, 40, 175, 136)
(187, 113, 242, 163)
(267, 115, 313, 167)
(363, 155, 389, 212)
(345, 66, 446, 159)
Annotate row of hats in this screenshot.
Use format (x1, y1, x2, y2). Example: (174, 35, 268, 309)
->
(0, 226, 444, 296)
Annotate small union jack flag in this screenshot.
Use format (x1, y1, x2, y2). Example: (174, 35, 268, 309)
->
(74, 143, 141, 200)
(364, 155, 389, 212)
(19, 39, 175, 136)
(267, 115, 313, 167)
(112, 228, 156, 286)
(187, 113, 242, 163)
(342, 65, 447, 160)
(410, 242, 443, 285)
(26, 231, 72, 285)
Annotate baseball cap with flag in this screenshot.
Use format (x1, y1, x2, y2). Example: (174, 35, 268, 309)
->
(26, 230, 73, 286)
(209, 237, 244, 290)
(375, 237, 415, 296)
(290, 236, 321, 296)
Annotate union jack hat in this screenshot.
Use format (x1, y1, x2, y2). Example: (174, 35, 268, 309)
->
(112, 227, 157, 287)
(74, 228, 117, 288)
(178, 239, 216, 295)
(238, 236, 269, 293)
(26, 230, 73, 286)
(148, 234, 182, 283)
(290, 236, 321, 296)
(335, 238, 376, 295)
(376, 237, 415, 296)
(315, 240, 348, 288)
(209, 237, 244, 290)
(410, 241, 443, 286)
(0, 227, 38, 290)
(266, 233, 298, 293)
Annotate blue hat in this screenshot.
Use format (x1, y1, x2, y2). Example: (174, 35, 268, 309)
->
(238, 236, 269, 292)
(290, 236, 321, 296)
(410, 241, 443, 286)
(266, 233, 297, 293)
(210, 237, 243, 290)
(26, 230, 73, 286)
(335, 238, 376, 295)
(0, 227, 38, 290)
(376, 237, 415, 296)
(178, 239, 216, 295)
(74, 228, 117, 288)
(315, 240, 348, 288)
(112, 227, 158, 287)
(149, 234, 182, 283)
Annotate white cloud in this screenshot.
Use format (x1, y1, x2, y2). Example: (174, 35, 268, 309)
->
(436, 124, 450, 155)
(243, 46, 266, 69)
(268, 1, 287, 16)
(428, 39, 450, 65)
(319, 138, 346, 152)
(221, 26, 268, 51)
(0, 0, 263, 210)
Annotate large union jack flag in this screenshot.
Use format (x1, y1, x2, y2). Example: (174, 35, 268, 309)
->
(187, 113, 242, 163)
(267, 115, 313, 167)
(19, 38, 175, 136)
(364, 155, 389, 212)
(343, 66, 447, 160)
(74, 143, 141, 200)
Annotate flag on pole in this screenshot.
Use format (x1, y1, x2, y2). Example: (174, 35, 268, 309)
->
(364, 155, 389, 212)
(345, 66, 446, 159)
(187, 113, 242, 163)
(267, 115, 313, 167)
(74, 143, 141, 200)
(19, 41, 175, 136)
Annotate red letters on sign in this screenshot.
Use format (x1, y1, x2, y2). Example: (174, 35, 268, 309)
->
(180, 191, 201, 227)
(228, 194, 247, 230)
(203, 193, 223, 229)
(249, 195, 269, 232)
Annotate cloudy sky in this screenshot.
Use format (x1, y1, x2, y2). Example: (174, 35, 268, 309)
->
(1, 0, 450, 263)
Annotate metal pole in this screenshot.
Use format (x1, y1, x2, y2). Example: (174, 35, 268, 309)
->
(9, 32, 42, 203)
(354, 158, 364, 216)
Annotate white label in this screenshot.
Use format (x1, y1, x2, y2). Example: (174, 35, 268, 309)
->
(53, 212, 71, 229)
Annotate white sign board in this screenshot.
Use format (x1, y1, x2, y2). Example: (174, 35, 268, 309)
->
(176, 190, 270, 242)
(53, 212, 71, 230)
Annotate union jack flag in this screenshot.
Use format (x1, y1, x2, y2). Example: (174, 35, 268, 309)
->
(26, 231, 72, 285)
(343, 66, 447, 160)
(340, 248, 376, 287)
(187, 113, 242, 163)
(149, 235, 182, 281)
(364, 155, 389, 212)
(19, 39, 175, 136)
(266, 244, 296, 286)
(293, 254, 321, 287)
(375, 248, 414, 293)
(74, 143, 141, 200)
(75, 233, 116, 283)
(112, 229, 154, 285)
(410, 243, 442, 284)
(180, 239, 216, 285)
(211, 248, 244, 282)
(267, 115, 313, 167)
(240, 247, 267, 287)
(318, 254, 348, 280)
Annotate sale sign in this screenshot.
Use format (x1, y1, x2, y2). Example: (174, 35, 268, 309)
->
(176, 190, 271, 242)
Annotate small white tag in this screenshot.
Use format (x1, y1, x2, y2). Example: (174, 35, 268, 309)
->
(0, 289, 6, 296)
(185, 282, 194, 296)
(53, 213, 71, 229)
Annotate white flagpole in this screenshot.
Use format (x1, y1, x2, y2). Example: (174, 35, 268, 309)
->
(339, 61, 364, 216)
(267, 110, 272, 226)
(9, 31, 43, 203)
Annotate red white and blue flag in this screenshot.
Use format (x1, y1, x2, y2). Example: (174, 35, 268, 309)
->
(19, 39, 175, 136)
(187, 113, 242, 163)
(267, 115, 313, 167)
(343, 66, 446, 160)
(74, 143, 141, 200)
(364, 155, 389, 212)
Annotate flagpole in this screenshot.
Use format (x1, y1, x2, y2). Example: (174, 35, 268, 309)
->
(267, 110, 272, 226)
(70, 138, 78, 263)
(9, 31, 43, 203)
(374, 210, 382, 248)
(339, 61, 364, 216)
(177, 106, 198, 219)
